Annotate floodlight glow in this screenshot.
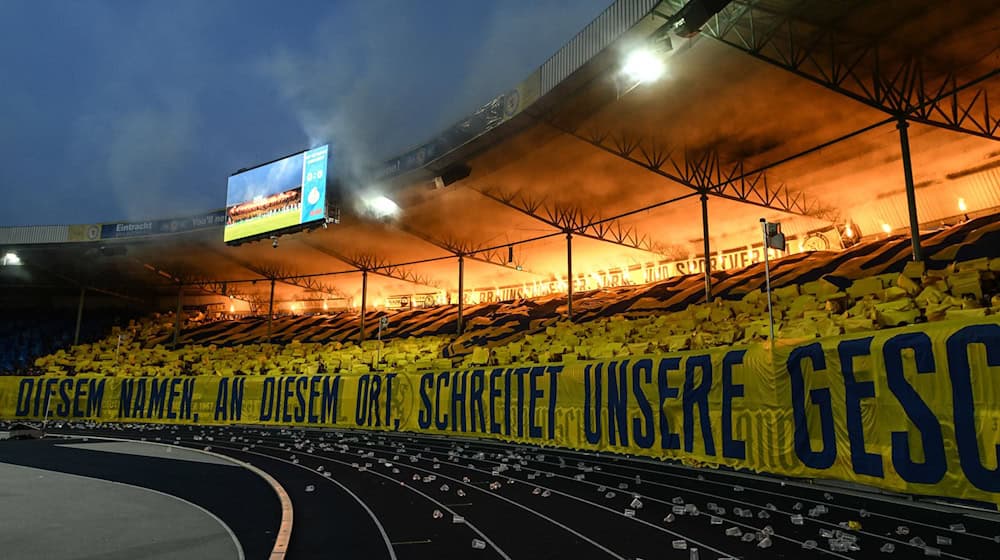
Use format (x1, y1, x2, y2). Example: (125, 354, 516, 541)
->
(368, 195, 400, 218)
(623, 49, 665, 83)
(958, 197, 968, 212)
(2, 252, 21, 266)
(881, 222, 892, 234)
(844, 223, 854, 238)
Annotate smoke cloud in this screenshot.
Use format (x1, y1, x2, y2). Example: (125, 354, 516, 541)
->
(0, 0, 611, 226)
(255, 0, 612, 186)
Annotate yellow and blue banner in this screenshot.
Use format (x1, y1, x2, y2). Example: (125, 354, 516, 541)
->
(2, 319, 998, 504)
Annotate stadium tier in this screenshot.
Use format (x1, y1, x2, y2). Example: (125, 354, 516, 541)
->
(5, 1, 1000, 557)
(0, 310, 138, 375)
(22, 215, 1000, 378)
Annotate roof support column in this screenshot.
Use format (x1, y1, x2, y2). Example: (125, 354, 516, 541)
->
(359, 270, 368, 343)
(897, 118, 924, 261)
(701, 193, 713, 303)
(173, 285, 184, 347)
(73, 286, 86, 346)
(267, 279, 275, 344)
(566, 231, 574, 322)
(457, 255, 465, 335)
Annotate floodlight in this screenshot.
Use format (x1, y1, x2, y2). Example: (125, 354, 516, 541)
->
(881, 223, 892, 234)
(623, 49, 665, 83)
(368, 195, 400, 218)
(2, 252, 21, 266)
(958, 198, 967, 212)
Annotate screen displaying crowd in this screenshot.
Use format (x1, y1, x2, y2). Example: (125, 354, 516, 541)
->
(224, 145, 328, 242)
(226, 187, 301, 225)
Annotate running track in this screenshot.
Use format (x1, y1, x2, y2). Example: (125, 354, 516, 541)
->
(28, 423, 1000, 559)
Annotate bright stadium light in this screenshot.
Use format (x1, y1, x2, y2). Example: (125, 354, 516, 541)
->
(881, 222, 892, 234)
(367, 195, 400, 218)
(2, 252, 21, 266)
(623, 49, 665, 83)
(958, 197, 968, 212)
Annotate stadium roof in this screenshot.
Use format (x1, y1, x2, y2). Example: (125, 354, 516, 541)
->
(2, 0, 999, 314)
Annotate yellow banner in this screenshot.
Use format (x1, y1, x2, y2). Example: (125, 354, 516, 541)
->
(2, 319, 998, 503)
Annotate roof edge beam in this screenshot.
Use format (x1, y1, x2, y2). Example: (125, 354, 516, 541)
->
(703, 0, 1000, 142)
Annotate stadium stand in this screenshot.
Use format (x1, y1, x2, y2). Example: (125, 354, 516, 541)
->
(0, 311, 138, 376)
(4, 3, 1000, 557)
(21, 215, 1000, 378)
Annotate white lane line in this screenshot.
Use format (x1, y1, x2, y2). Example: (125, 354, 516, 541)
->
(346, 434, 852, 559)
(224, 441, 514, 560)
(9, 454, 245, 560)
(191, 442, 399, 560)
(401, 430, 1000, 539)
(372, 433, 978, 560)
(331, 440, 740, 560)
(53, 434, 293, 560)
(271, 440, 631, 560)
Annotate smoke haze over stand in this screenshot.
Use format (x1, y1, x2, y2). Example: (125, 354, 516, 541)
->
(0, 0, 611, 226)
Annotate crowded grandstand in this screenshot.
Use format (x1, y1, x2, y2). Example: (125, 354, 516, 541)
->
(2, 0, 1000, 559)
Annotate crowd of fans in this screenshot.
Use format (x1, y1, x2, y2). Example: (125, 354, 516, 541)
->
(13, 253, 999, 378)
(226, 188, 301, 224)
(0, 311, 138, 375)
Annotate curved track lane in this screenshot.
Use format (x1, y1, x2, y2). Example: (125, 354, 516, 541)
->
(0, 436, 281, 559)
(53, 424, 1000, 560)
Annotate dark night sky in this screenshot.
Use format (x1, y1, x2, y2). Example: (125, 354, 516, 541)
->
(0, 0, 611, 226)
